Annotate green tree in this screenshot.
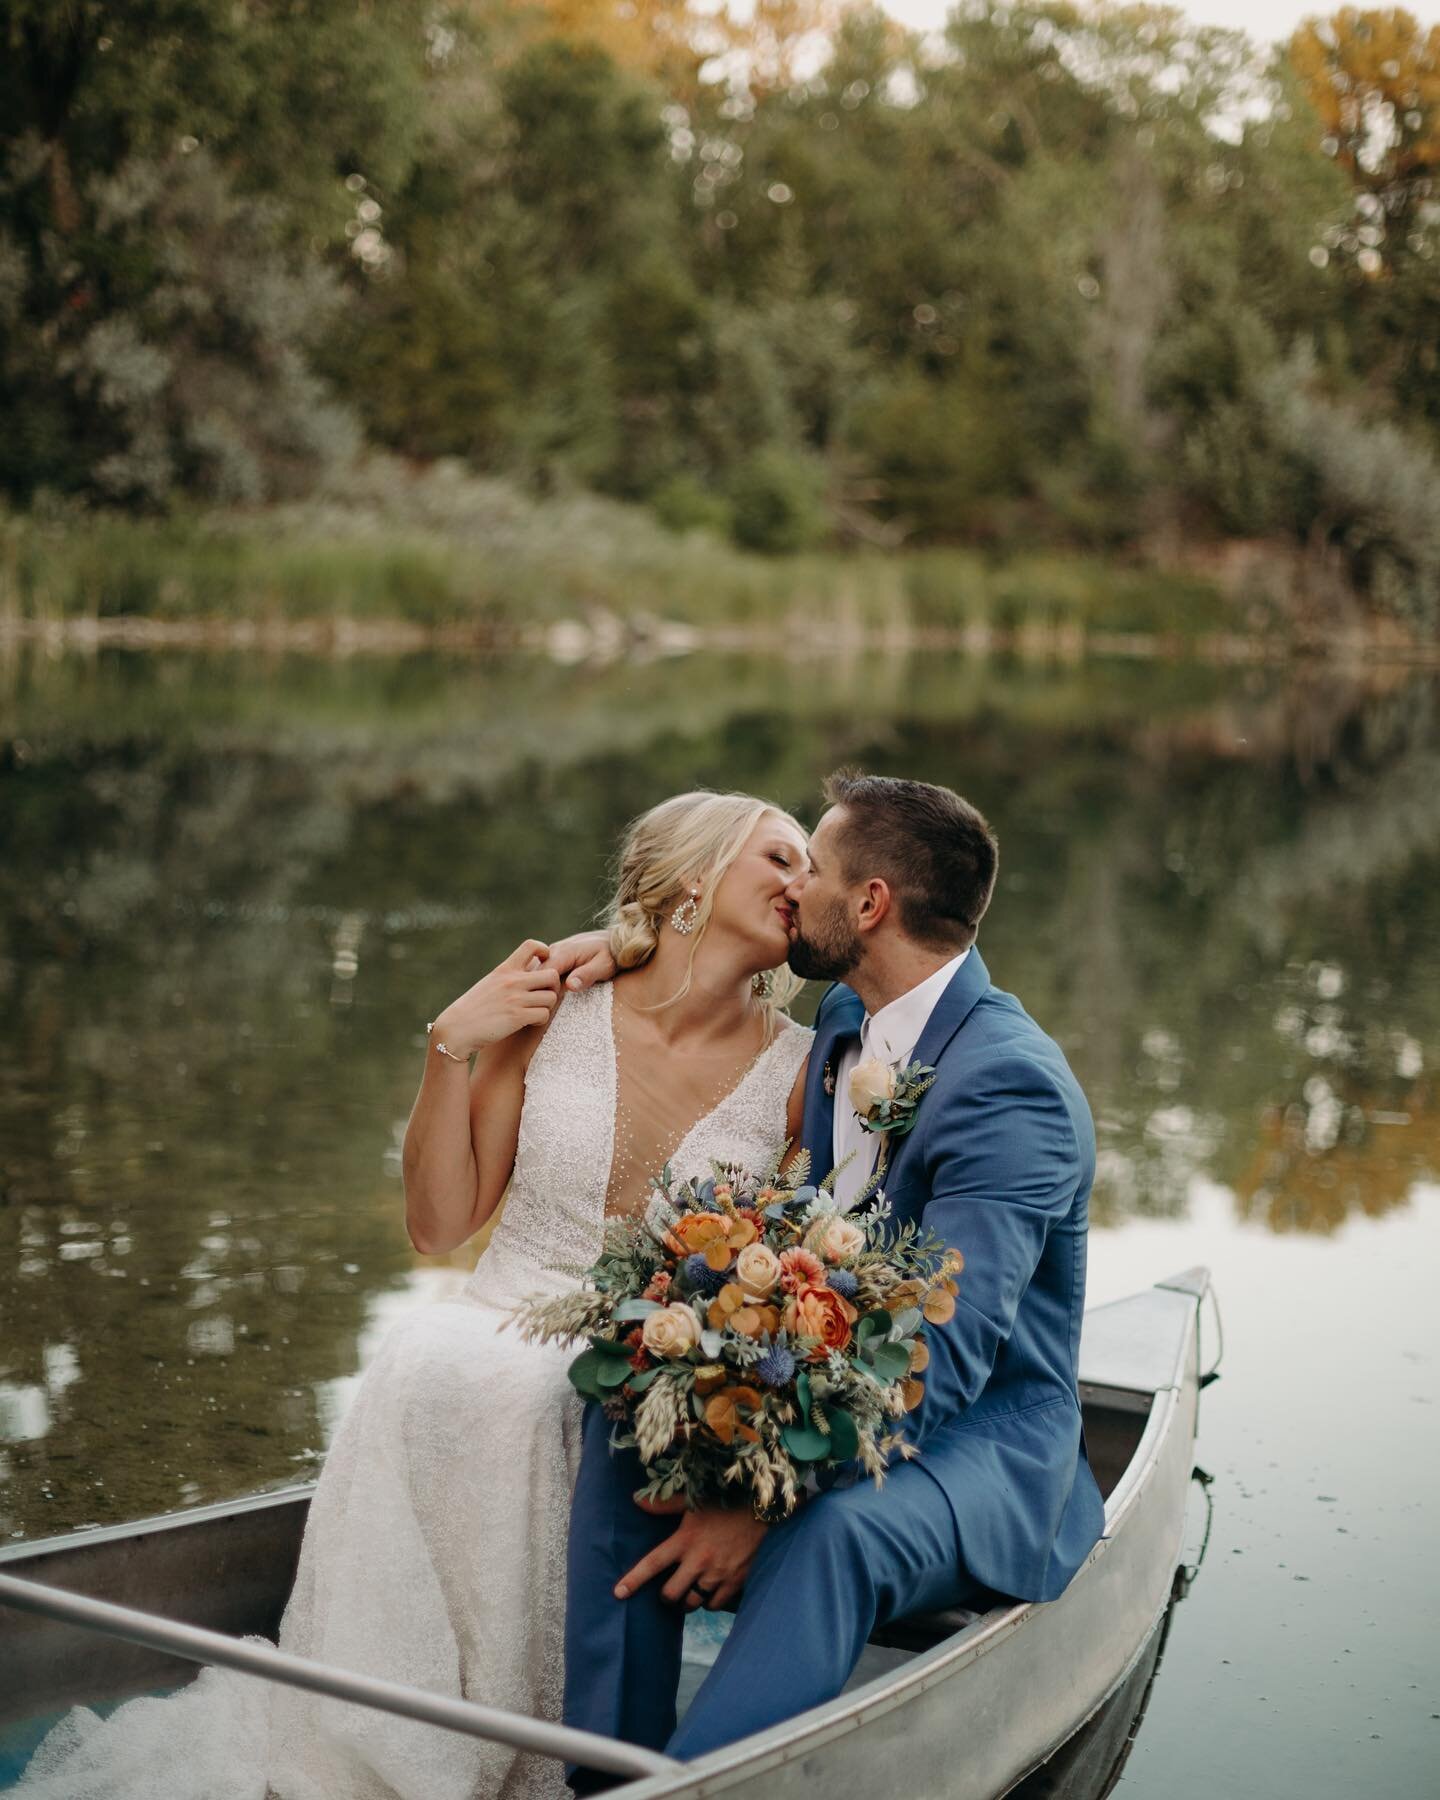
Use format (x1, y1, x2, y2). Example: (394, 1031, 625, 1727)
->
(0, 0, 428, 503)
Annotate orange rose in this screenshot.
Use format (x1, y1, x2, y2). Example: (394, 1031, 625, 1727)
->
(785, 1282, 858, 1359)
(704, 1384, 763, 1446)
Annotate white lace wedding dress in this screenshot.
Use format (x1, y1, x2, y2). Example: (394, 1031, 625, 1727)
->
(17, 984, 811, 1800)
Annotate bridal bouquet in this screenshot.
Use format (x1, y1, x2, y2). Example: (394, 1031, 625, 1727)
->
(511, 1155, 962, 1516)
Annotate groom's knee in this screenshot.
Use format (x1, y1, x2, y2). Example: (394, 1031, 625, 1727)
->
(752, 1489, 879, 1615)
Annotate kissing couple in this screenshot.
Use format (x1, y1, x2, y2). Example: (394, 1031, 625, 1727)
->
(15, 773, 1104, 1800)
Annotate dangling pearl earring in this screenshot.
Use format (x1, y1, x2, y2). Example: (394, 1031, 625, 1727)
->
(670, 890, 700, 935)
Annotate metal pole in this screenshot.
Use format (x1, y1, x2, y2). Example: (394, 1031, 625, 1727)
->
(0, 1573, 680, 1782)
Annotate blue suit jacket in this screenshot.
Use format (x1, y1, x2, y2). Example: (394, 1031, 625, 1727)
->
(800, 950, 1105, 1602)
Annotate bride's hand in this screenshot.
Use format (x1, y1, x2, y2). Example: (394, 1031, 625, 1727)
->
(545, 929, 617, 993)
(429, 940, 563, 1057)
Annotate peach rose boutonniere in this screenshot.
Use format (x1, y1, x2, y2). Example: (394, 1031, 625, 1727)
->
(849, 1055, 937, 1143)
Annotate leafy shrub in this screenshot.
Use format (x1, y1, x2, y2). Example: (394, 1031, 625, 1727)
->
(650, 474, 732, 537)
(726, 448, 829, 555)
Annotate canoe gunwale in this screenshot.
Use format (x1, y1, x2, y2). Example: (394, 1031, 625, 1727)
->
(0, 1483, 315, 1572)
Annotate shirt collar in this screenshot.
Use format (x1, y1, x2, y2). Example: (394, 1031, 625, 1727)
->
(861, 947, 972, 1066)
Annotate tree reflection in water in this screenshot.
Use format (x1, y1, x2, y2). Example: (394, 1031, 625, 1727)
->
(1, 647, 1437, 1534)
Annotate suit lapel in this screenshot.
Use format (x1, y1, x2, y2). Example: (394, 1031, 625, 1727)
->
(800, 985, 865, 1180)
(873, 948, 992, 1197)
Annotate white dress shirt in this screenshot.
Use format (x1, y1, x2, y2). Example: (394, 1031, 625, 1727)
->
(831, 949, 971, 1210)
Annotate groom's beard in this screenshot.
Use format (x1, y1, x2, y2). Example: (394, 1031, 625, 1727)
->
(787, 895, 863, 982)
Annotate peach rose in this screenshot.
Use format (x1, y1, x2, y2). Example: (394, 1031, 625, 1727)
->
(785, 1282, 859, 1358)
(848, 1056, 897, 1117)
(640, 1302, 703, 1360)
(735, 1242, 782, 1301)
(778, 1247, 825, 1293)
(805, 1215, 866, 1265)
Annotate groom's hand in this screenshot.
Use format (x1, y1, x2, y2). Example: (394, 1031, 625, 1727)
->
(545, 930, 617, 993)
(615, 1498, 769, 1611)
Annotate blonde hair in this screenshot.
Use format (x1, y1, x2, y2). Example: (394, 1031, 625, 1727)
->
(606, 791, 807, 1026)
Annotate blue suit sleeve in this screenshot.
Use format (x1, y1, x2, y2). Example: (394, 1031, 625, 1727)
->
(906, 1054, 1082, 1429)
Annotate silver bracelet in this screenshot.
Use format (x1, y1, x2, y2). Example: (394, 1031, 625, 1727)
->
(425, 1021, 468, 1063)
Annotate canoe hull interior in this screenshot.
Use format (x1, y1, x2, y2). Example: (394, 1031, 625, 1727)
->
(0, 1276, 1206, 1800)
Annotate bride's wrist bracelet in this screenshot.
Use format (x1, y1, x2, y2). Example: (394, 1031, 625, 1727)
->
(425, 1021, 469, 1063)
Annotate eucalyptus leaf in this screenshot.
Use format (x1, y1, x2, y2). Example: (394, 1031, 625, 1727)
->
(613, 1298, 663, 1322)
(626, 1367, 660, 1392)
(595, 1357, 635, 1390)
(589, 1334, 635, 1358)
(796, 1368, 813, 1413)
(825, 1407, 860, 1462)
(567, 1349, 608, 1399)
(870, 1341, 912, 1384)
(700, 1330, 724, 1360)
(780, 1423, 832, 1461)
(892, 1307, 923, 1337)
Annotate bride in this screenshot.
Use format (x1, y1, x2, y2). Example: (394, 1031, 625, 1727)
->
(16, 791, 812, 1800)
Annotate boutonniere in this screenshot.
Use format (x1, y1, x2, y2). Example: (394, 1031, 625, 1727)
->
(849, 1057, 937, 1142)
(822, 1060, 836, 1098)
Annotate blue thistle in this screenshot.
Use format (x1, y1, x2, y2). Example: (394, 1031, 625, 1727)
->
(827, 1269, 859, 1300)
(682, 1254, 726, 1296)
(754, 1343, 796, 1388)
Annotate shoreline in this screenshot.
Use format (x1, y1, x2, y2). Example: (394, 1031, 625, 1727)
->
(5, 608, 1440, 667)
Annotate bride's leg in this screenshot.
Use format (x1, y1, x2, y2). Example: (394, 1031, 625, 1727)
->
(562, 1404, 685, 1782)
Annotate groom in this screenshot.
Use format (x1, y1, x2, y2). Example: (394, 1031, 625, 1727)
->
(556, 772, 1104, 1778)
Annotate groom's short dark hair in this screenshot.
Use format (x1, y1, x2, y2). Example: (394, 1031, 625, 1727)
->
(821, 771, 998, 952)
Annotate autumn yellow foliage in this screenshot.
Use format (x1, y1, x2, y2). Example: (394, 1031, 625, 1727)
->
(1290, 8, 1440, 187)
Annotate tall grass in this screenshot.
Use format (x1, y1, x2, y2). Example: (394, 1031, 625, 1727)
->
(0, 458, 1231, 642)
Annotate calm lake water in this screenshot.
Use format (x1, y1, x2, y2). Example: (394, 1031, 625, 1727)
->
(1, 643, 1437, 1796)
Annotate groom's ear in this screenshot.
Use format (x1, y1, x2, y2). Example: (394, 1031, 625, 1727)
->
(855, 877, 892, 934)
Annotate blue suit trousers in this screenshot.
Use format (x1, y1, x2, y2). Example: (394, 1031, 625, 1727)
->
(563, 1405, 1000, 1779)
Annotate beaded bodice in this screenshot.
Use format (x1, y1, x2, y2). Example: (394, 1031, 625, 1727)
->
(463, 983, 811, 1309)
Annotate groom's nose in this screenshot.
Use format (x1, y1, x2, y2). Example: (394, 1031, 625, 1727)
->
(783, 869, 808, 903)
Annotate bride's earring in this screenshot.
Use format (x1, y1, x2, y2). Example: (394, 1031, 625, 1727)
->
(670, 890, 700, 935)
(752, 969, 775, 999)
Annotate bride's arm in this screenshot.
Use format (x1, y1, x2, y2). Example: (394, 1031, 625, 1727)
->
(785, 1054, 809, 1150)
(401, 939, 561, 1255)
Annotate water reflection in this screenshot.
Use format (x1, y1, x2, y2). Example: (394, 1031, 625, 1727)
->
(1, 648, 1439, 1540)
